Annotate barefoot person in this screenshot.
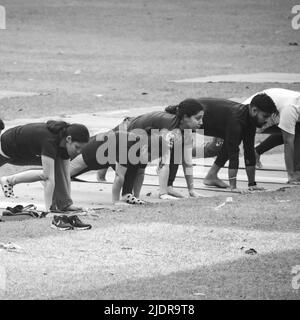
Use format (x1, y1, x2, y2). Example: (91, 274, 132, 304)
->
(70, 130, 172, 204)
(167, 96, 276, 193)
(243, 88, 300, 183)
(202, 96, 277, 191)
(0, 120, 90, 212)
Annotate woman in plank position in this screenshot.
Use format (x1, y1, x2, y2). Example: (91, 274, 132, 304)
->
(109, 99, 204, 200)
(0, 120, 89, 212)
(70, 129, 173, 204)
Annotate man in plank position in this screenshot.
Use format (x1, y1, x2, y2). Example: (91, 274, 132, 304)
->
(243, 88, 300, 183)
(198, 96, 277, 191)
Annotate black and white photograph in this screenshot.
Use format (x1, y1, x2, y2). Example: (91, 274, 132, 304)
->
(0, 0, 300, 302)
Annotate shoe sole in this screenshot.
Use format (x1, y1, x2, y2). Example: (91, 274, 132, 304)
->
(51, 224, 73, 231)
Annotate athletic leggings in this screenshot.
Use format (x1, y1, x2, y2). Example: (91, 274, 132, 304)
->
(256, 123, 300, 155)
(70, 154, 143, 196)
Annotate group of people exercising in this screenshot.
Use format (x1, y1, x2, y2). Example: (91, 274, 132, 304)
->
(0, 88, 299, 212)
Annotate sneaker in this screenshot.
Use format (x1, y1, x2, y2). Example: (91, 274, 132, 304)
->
(0, 177, 15, 198)
(68, 215, 92, 230)
(51, 215, 74, 231)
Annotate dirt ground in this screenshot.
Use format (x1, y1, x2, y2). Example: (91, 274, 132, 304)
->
(0, 0, 300, 300)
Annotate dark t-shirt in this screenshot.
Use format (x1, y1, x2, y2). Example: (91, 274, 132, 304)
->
(1, 123, 69, 161)
(125, 111, 180, 131)
(199, 98, 256, 169)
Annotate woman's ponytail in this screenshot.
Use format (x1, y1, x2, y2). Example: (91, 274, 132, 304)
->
(47, 120, 89, 143)
(165, 105, 179, 115)
(165, 99, 204, 119)
(46, 120, 69, 134)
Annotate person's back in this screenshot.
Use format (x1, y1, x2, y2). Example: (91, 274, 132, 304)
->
(124, 111, 180, 132)
(199, 98, 250, 138)
(243, 88, 300, 109)
(1, 122, 68, 160)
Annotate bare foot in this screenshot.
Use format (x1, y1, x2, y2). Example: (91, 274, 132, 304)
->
(203, 177, 229, 188)
(167, 187, 185, 198)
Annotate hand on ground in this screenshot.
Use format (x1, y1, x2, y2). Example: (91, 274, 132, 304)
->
(189, 189, 202, 198)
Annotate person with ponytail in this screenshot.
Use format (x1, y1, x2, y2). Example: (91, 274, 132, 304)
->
(0, 120, 89, 212)
(111, 99, 204, 200)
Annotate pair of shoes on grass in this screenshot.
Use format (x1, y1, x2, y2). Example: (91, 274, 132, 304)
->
(51, 215, 92, 231)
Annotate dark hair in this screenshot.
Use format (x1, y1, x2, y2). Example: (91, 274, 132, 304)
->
(165, 98, 204, 119)
(0, 119, 4, 130)
(46, 120, 89, 143)
(250, 93, 277, 114)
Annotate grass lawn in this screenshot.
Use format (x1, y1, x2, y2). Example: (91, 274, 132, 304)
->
(0, 0, 299, 300)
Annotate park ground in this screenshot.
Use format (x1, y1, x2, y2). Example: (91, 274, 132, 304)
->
(0, 0, 300, 299)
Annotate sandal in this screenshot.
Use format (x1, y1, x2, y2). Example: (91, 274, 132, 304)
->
(0, 177, 15, 198)
(122, 194, 146, 205)
(3, 204, 43, 218)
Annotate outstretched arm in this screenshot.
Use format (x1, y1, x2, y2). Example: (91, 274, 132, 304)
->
(183, 144, 198, 196)
(282, 129, 296, 181)
(41, 155, 56, 212)
(112, 162, 128, 203)
(133, 167, 145, 198)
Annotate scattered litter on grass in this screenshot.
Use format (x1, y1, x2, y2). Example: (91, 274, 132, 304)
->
(74, 69, 81, 75)
(276, 200, 291, 203)
(214, 197, 233, 210)
(0, 242, 24, 253)
(94, 94, 103, 97)
(241, 248, 257, 255)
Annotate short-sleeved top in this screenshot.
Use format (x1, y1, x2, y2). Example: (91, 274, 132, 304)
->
(243, 88, 300, 135)
(81, 131, 150, 169)
(113, 111, 193, 150)
(0, 123, 69, 161)
(126, 111, 180, 131)
(199, 98, 256, 169)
